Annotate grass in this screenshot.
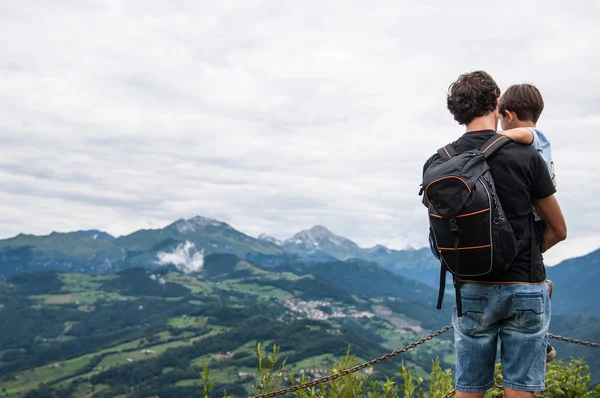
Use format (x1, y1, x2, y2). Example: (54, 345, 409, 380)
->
(175, 379, 202, 387)
(64, 383, 110, 398)
(97, 350, 154, 368)
(31, 290, 133, 305)
(232, 340, 260, 354)
(168, 315, 208, 329)
(92, 338, 145, 355)
(179, 365, 257, 387)
(56, 335, 76, 342)
(97, 338, 201, 368)
(163, 272, 213, 294)
(48, 336, 201, 391)
(0, 331, 190, 396)
(0, 353, 95, 395)
(217, 280, 293, 300)
(45, 294, 77, 304)
(0, 235, 124, 269)
(268, 272, 304, 281)
(287, 354, 337, 372)
(60, 273, 116, 292)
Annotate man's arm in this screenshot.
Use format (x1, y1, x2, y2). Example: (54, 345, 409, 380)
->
(535, 195, 567, 253)
(500, 127, 534, 145)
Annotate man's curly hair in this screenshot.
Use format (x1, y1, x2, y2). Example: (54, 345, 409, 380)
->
(447, 71, 500, 125)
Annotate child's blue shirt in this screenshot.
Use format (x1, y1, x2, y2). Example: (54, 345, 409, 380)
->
(529, 127, 556, 188)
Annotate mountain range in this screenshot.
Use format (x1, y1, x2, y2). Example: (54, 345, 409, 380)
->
(1, 216, 600, 396)
(1, 215, 598, 316)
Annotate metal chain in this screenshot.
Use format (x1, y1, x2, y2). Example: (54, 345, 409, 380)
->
(549, 333, 600, 348)
(249, 324, 454, 398)
(248, 325, 600, 398)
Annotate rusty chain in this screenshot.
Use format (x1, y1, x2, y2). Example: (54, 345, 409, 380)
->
(248, 324, 600, 398)
(441, 389, 456, 398)
(249, 324, 454, 398)
(549, 333, 600, 348)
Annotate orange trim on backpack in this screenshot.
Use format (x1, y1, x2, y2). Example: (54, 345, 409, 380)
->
(443, 146, 452, 158)
(482, 136, 508, 153)
(456, 208, 490, 218)
(439, 244, 492, 251)
(425, 176, 471, 205)
(430, 208, 489, 219)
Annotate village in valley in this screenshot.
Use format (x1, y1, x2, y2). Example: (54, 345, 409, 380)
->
(282, 299, 375, 321)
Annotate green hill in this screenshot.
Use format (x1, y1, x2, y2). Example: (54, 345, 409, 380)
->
(546, 248, 600, 315)
(0, 216, 284, 278)
(1, 249, 599, 397)
(1, 219, 600, 396)
(0, 255, 456, 398)
(0, 232, 126, 276)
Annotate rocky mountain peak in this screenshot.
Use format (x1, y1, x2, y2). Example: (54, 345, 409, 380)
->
(258, 234, 282, 245)
(174, 216, 230, 234)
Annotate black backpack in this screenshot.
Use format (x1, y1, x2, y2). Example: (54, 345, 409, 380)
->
(419, 135, 528, 317)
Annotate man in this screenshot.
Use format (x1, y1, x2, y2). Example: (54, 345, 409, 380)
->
(422, 71, 567, 397)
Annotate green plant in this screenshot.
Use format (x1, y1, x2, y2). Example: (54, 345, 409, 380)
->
(200, 359, 215, 398)
(543, 358, 600, 398)
(199, 344, 600, 397)
(254, 343, 287, 395)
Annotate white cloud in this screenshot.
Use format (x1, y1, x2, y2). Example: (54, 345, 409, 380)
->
(0, 1, 598, 264)
(156, 241, 204, 274)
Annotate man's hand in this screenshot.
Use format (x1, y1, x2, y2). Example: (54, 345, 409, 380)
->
(535, 195, 567, 252)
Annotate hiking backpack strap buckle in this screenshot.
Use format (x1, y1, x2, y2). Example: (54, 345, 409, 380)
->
(449, 218, 460, 233)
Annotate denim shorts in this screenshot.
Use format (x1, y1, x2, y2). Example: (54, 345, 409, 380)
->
(453, 282, 550, 393)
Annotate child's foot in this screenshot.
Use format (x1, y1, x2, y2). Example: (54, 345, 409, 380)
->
(547, 344, 556, 363)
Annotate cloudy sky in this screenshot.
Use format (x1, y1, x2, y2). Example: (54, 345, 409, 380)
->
(1, 1, 598, 265)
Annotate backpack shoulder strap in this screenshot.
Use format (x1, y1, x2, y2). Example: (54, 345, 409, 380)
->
(437, 144, 458, 159)
(480, 135, 513, 159)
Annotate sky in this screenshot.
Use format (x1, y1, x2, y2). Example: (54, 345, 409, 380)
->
(1, 1, 598, 266)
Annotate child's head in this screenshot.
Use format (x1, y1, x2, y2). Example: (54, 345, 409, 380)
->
(498, 84, 544, 130)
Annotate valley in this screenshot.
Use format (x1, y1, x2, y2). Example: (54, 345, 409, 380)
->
(0, 216, 599, 397)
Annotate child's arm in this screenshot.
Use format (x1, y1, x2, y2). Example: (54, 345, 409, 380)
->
(500, 127, 534, 145)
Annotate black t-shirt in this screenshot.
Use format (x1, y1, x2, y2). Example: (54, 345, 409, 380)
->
(423, 130, 557, 282)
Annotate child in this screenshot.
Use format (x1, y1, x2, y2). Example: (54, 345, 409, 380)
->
(498, 83, 557, 362)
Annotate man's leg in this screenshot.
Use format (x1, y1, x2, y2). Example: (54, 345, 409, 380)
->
(453, 283, 499, 395)
(499, 282, 550, 395)
(456, 392, 485, 398)
(503, 387, 535, 398)
(458, 387, 533, 397)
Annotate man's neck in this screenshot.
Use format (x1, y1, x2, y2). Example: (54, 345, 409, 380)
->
(465, 114, 497, 133)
